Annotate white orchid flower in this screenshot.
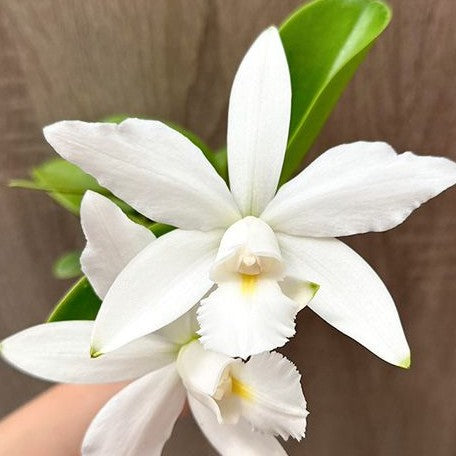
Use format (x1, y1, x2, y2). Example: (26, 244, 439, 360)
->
(1, 194, 308, 455)
(43, 27, 456, 365)
(1, 318, 308, 455)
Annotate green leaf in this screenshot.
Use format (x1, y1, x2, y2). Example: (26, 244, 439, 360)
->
(102, 114, 131, 124)
(32, 159, 103, 215)
(212, 146, 228, 182)
(52, 250, 82, 279)
(149, 222, 175, 237)
(278, 0, 391, 184)
(10, 158, 123, 216)
(47, 277, 101, 322)
(9, 179, 44, 190)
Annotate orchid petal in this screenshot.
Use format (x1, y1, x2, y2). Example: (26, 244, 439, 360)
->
(229, 351, 308, 440)
(262, 142, 456, 237)
(227, 27, 291, 216)
(188, 386, 240, 426)
(82, 365, 185, 456)
(176, 340, 235, 398)
(0, 321, 176, 384)
(278, 234, 411, 368)
(157, 307, 199, 346)
(280, 277, 320, 311)
(91, 229, 223, 355)
(188, 394, 287, 456)
(198, 278, 297, 358)
(44, 119, 241, 231)
(80, 191, 155, 299)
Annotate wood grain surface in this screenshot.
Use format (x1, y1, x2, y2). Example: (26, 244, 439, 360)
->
(1, 1, 456, 455)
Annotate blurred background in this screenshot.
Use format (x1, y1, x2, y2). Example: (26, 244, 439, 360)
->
(1, 0, 456, 454)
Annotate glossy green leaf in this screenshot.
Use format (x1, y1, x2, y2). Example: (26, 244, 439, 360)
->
(47, 277, 101, 322)
(14, 159, 105, 215)
(52, 250, 82, 280)
(9, 179, 44, 190)
(278, 0, 391, 184)
(102, 114, 131, 124)
(212, 146, 228, 182)
(10, 159, 134, 216)
(149, 222, 175, 237)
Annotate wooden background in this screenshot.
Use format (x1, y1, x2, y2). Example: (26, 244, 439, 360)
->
(1, 1, 456, 454)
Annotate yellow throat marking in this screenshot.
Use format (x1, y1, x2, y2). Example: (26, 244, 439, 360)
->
(240, 274, 258, 295)
(231, 377, 253, 401)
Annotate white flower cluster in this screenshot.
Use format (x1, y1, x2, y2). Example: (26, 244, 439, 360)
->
(2, 27, 456, 455)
